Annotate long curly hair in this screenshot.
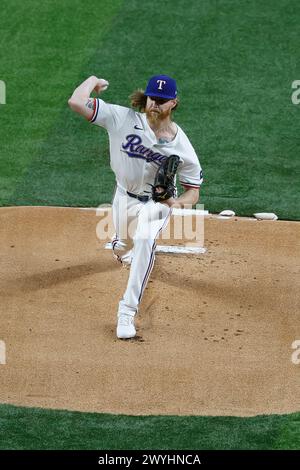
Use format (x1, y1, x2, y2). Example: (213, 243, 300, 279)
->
(129, 89, 179, 112)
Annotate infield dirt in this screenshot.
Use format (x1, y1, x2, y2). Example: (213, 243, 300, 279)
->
(0, 207, 299, 416)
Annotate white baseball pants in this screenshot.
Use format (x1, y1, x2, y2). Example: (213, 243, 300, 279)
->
(112, 186, 171, 317)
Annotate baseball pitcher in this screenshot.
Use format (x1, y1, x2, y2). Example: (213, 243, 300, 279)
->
(68, 74, 203, 339)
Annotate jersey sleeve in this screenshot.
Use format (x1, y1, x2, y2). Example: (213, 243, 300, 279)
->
(178, 147, 203, 189)
(89, 98, 130, 132)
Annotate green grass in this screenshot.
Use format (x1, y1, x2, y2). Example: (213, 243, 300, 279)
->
(0, 0, 122, 205)
(0, 0, 299, 452)
(0, 0, 299, 217)
(0, 404, 299, 450)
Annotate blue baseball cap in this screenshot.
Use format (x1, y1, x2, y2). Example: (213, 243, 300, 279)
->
(144, 74, 177, 100)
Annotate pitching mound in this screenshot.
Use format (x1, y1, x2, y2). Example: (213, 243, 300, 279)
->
(0, 206, 299, 416)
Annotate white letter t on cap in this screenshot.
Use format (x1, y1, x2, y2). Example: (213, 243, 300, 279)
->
(157, 80, 166, 90)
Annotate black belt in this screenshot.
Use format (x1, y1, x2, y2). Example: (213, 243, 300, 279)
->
(127, 191, 150, 202)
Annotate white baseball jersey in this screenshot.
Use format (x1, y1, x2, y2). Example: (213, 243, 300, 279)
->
(89, 98, 203, 195)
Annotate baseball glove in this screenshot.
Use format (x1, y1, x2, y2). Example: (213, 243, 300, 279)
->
(152, 155, 181, 203)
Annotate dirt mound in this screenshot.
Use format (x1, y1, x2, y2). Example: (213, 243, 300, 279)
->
(0, 207, 299, 416)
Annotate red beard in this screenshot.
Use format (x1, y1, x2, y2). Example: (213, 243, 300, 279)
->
(145, 106, 172, 124)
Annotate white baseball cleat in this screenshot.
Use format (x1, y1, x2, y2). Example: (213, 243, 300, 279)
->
(117, 314, 136, 339)
(120, 249, 133, 267)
